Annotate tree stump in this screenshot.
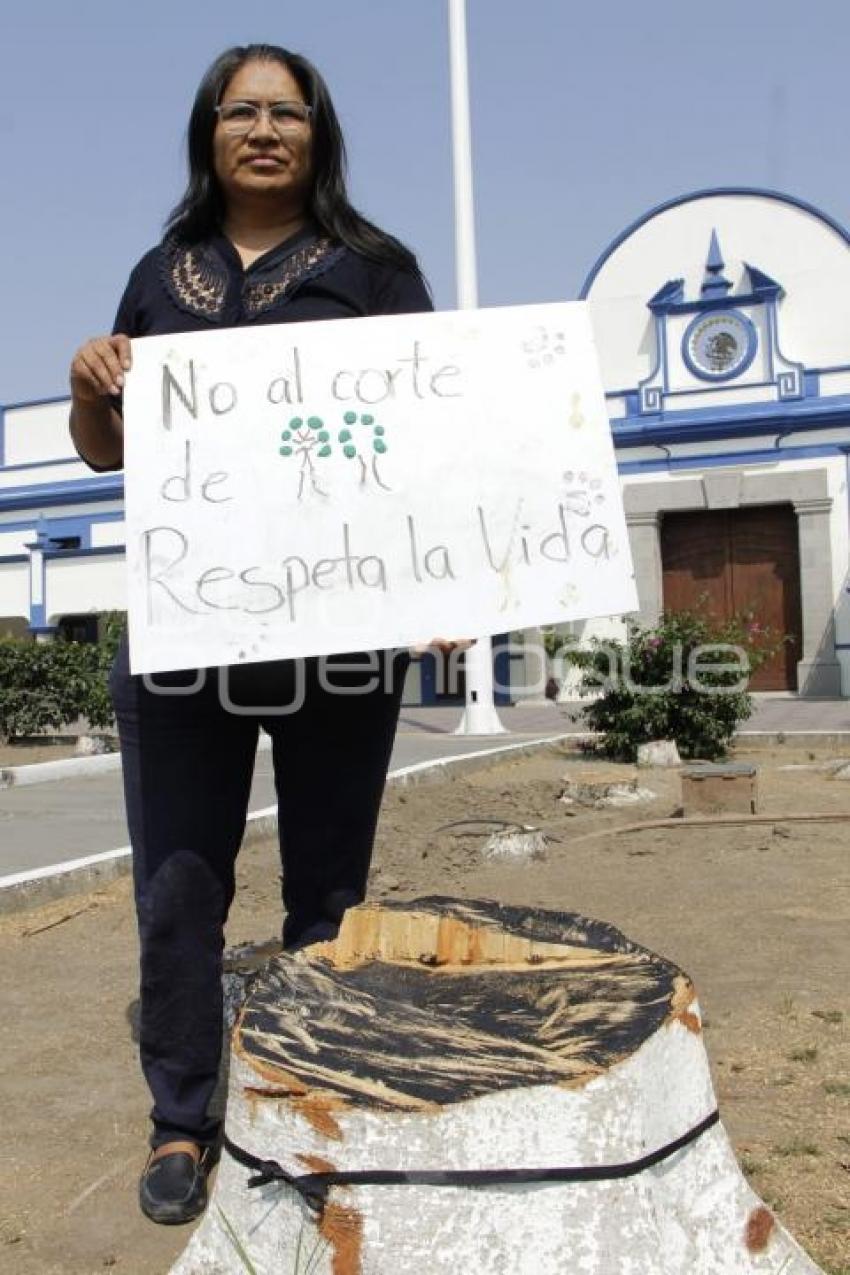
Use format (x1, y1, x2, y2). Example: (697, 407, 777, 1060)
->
(171, 898, 822, 1274)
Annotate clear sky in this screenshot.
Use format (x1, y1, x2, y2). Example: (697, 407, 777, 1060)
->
(2, 0, 849, 405)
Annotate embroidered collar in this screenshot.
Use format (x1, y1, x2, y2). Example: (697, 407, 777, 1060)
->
(160, 228, 345, 320)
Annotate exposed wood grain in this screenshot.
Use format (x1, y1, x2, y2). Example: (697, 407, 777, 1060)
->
(237, 898, 691, 1109)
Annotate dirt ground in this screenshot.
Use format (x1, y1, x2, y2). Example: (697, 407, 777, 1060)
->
(0, 742, 83, 767)
(1, 744, 848, 1274)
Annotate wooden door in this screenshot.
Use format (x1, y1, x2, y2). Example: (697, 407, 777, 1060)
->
(660, 507, 802, 691)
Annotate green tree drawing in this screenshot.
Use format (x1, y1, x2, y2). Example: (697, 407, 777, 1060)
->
(278, 411, 390, 498)
(337, 410, 390, 490)
(279, 416, 332, 500)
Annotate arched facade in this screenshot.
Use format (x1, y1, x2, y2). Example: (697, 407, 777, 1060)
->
(578, 188, 850, 696)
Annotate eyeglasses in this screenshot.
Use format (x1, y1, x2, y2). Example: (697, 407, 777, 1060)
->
(215, 100, 313, 136)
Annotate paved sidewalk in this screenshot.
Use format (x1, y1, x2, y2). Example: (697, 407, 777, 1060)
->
(0, 713, 565, 880)
(399, 696, 850, 734)
(1, 696, 848, 883)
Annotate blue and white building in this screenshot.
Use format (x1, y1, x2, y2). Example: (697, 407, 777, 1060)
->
(1, 187, 848, 696)
(579, 187, 850, 696)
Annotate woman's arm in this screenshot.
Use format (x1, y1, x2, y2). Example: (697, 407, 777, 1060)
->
(69, 334, 130, 471)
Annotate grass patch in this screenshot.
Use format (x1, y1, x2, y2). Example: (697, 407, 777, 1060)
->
(787, 1045, 819, 1063)
(812, 1008, 844, 1025)
(824, 1080, 850, 1097)
(774, 1138, 820, 1158)
(778, 994, 797, 1019)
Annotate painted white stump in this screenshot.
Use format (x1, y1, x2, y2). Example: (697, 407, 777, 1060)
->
(171, 898, 823, 1275)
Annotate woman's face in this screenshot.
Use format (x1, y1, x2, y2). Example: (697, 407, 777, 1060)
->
(213, 59, 313, 214)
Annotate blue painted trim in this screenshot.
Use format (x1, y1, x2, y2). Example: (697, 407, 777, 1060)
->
(0, 405, 4, 467)
(580, 186, 850, 298)
(771, 311, 806, 400)
(0, 510, 123, 535)
(702, 229, 728, 295)
(611, 392, 850, 447)
(618, 441, 847, 474)
(419, 653, 437, 705)
(27, 624, 58, 636)
(44, 544, 125, 560)
(835, 643, 850, 650)
(0, 475, 124, 513)
(661, 378, 776, 399)
(655, 291, 770, 318)
(680, 309, 758, 382)
(492, 632, 512, 706)
(608, 363, 850, 396)
(29, 546, 47, 628)
(0, 553, 29, 563)
(763, 300, 776, 377)
(744, 263, 783, 299)
(637, 314, 665, 413)
(1, 394, 71, 412)
(1, 457, 88, 473)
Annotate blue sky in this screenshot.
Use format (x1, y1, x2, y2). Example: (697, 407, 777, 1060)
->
(2, 0, 849, 404)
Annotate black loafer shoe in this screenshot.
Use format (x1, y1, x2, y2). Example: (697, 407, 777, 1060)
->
(139, 1149, 209, 1225)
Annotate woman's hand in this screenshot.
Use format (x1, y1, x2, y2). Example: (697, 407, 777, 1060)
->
(70, 334, 132, 403)
(410, 638, 476, 655)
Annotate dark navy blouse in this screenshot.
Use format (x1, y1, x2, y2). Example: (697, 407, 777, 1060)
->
(78, 225, 432, 471)
(113, 224, 432, 337)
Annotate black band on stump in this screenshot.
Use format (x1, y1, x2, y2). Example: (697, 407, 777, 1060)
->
(223, 1107, 721, 1215)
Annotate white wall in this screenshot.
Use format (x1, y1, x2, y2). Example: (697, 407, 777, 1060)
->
(4, 400, 76, 466)
(0, 561, 29, 622)
(0, 528, 34, 557)
(45, 554, 127, 621)
(90, 520, 126, 548)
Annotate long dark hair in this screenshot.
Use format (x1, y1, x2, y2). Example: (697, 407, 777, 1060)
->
(166, 44, 424, 278)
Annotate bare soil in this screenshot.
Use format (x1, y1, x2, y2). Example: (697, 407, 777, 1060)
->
(0, 743, 82, 767)
(1, 744, 848, 1274)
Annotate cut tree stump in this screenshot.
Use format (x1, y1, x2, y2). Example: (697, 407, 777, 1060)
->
(171, 898, 823, 1275)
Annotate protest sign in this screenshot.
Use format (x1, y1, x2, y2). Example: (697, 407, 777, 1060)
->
(123, 302, 637, 674)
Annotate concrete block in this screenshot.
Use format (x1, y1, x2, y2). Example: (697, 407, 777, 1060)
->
(637, 739, 681, 768)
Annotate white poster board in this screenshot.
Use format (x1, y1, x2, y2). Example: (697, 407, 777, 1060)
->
(123, 302, 637, 674)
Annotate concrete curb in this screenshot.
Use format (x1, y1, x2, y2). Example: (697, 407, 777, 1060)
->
(2, 725, 848, 787)
(0, 734, 274, 789)
(0, 752, 122, 788)
(0, 734, 570, 916)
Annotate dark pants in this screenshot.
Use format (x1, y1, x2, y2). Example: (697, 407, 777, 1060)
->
(110, 634, 408, 1148)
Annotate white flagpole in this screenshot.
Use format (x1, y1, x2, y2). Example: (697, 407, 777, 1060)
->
(448, 0, 506, 735)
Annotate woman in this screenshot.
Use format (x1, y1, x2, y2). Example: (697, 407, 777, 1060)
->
(70, 43, 454, 1226)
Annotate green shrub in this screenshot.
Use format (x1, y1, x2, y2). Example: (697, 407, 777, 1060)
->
(565, 609, 782, 761)
(0, 611, 125, 742)
(84, 611, 125, 730)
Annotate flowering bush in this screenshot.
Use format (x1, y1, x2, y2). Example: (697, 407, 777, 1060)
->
(565, 609, 784, 761)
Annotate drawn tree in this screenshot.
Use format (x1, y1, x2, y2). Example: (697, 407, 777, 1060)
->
(278, 411, 391, 499)
(279, 416, 332, 500)
(337, 410, 391, 490)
